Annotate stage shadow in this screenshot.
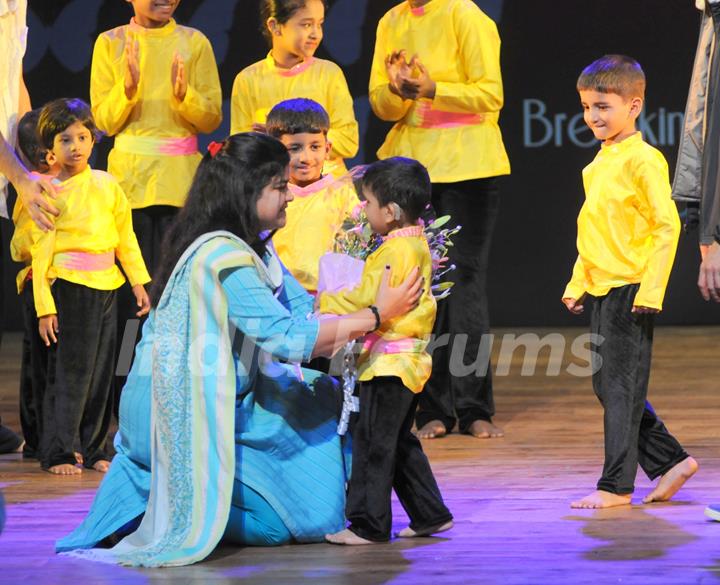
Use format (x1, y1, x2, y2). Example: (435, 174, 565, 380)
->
(565, 505, 698, 561)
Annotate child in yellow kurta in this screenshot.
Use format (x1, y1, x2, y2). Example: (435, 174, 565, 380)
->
(231, 0, 358, 178)
(321, 157, 452, 545)
(90, 0, 222, 274)
(562, 56, 697, 510)
(31, 99, 151, 476)
(266, 98, 359, 293)
(370, 0, 509, 441)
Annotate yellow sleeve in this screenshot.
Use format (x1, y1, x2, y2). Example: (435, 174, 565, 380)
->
(30, 221, 57, 317)
(113, 182, 152, 287)
(230, 71, 254, 135)
(90, 32, 138, 137)
(431, 6, 504, 114)
(326, 66, 359, 159)
(368, 17, 413, 122)
(633, 160, 681, 310)
(319, 246, 392, 315)
(173, 33, 222, 133)
(563, 256, 588, 300)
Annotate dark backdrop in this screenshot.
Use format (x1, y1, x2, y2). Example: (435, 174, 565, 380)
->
(3, 0, 719, 329)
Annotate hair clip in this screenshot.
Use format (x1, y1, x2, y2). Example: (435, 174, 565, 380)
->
(207, 141, 224, 158)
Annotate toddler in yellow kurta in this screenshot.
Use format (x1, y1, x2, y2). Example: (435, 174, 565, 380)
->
(562, 55, 696, 510)
(30, 99, 150, 476)
(321, 157, 452, 546)
(231, 0, 358, 178)
(90, 1, 222, 274)
(267, 98, 359, 294)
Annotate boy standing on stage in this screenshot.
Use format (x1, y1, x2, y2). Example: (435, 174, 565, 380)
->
(563, 55, 697, 508)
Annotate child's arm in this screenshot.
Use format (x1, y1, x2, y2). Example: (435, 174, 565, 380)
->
(171, 34, 222, 134)
(90, 33, 139, 137)
(368, 18, 413, 122)
(633, 160, 682, 311)
(230, 72, 254, 135)
(112, 181, 151, 293)
(29, 219, 59, 344)
(326, 67, 359, 160)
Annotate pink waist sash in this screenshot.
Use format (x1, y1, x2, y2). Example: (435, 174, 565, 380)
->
(362, 333, 426, 355)
(53, 251, 115, 272)
(114, 134, 198, 156)
(407, 101, 485, 129)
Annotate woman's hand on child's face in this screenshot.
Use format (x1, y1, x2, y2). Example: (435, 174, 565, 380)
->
(133, 285, 151, 317)
(171, 52, 187, 102)
(375, 265, 423, 322)
(38, 315, 59, 346)
(124, 37, 140, 100)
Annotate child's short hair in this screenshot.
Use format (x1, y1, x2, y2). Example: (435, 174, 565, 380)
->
(362, 157, 431, 223)
(260, 0, 328, 45)
(16, 108, 47, 172)
(266, 98, 330, 137)
(37, 98, 99, 150)
(577, 55, 646, 100)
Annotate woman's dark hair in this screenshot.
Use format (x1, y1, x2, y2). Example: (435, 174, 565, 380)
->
(362, 157, 431, 223)
(259, 0, 328, 44)
(150, 132, 290, 307)
(37, 98, 100, 150)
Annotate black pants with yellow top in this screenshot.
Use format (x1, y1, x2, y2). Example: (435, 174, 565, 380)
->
(591, 284, 688, 494)
(40, 279, 115, 469)
(346, 376, 452, 542)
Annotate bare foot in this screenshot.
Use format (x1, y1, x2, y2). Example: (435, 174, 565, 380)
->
(414, 420, 447, 439)
(643, 457, 699, 503)
(92, 460, 111, 473)
(325, 528, 375, 545)
(397, 520, 453, 538)
(466, 419, 504, 438)
(13, 440, 25, 453)
(74, 452, 84, 465)
(47, 463, 82, 476)
(570, 490, 632, 509)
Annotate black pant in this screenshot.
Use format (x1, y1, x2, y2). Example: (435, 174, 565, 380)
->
(40, 280, 116, 468)
(591, 284, 688, 494)
(346, 377, 452, 542)
(417, 177, 500, 433)
(0, 217, 23, 453)
(114, 205, 177, 415)
(18, 281, 49, 458)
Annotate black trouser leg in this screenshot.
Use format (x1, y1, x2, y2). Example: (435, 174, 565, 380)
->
(591, 284, 687, 494)
(40, 281, 116, 468)
(417, 177, 500, 433)
(114, 205, 177, 416)
(346, 377, 451, 541)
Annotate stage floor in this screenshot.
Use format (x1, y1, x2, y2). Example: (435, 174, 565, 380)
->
(1, 327, 719, 585)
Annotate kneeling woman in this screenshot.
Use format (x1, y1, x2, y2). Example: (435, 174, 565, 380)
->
(56, 133, 422, 566)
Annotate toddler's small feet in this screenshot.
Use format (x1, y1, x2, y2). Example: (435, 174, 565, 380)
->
(47, 463, 82, 475)
(325, 529, 374, 545)
(397, 520, 454, 538)
(570, 490, 631, 509)
(466, 420, 504, 439)
(414, 420, 447, 439)
(92, 460, 111, 473)
(643, 457, 698, 503)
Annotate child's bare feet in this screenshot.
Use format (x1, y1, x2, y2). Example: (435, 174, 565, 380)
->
(466, 420, 504, 439)
(13, 440, 25, 453)
(414, 420, 446, 439)
(47, 463, 82, 475)
(325, 529, 374, 545)
(643, 457, 698, 503)
(74, 452, 83, 465)
(571, 490, 631, 509)
(397, 520, 454, 538)
(92, 460, 111, 473)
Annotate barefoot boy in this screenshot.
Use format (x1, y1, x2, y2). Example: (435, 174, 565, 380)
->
(563, 55, 697, 509)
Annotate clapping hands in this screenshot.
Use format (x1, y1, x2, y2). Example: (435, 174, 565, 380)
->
(385, 50, 436, 100)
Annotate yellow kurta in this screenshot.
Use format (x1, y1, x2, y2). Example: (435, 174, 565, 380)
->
(563, 133, 681, 310)
(231, 53, 359, 177)
(29, 167, 151, 317)
(272, 174, 359, 292)
(319, 230, 436, 393)
(91, 18, 222, 209)
(369, 0, 510, 183)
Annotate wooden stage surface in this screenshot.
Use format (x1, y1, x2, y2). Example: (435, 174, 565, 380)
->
(1, 327, 719, 585)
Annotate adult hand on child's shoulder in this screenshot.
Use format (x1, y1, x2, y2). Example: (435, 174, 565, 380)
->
(38, 315, 59, 346)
